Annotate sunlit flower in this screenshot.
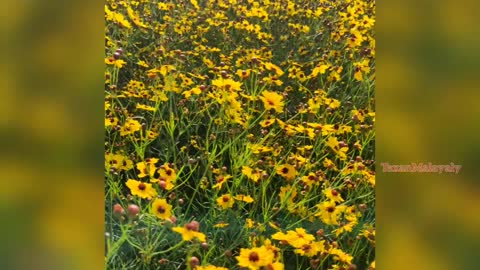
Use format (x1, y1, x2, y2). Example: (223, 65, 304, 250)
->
(216, 194, 235, 209)
(151, 198, 173, 220)
(196, 266, 229, 270)
(212, 174, 232, 189)
(323, 188, 344, 203)
(242, 166, 263, 183)
(120, 119, 142, 136)
(276, 164, 297, 180)
(236, 246, 274, 270)
(172, 221, 206, 242)
(315, 200, 347, 226)
(234, 194, 254, 203)
(259, 91, 284, 113)
(126, 179, 157, 199)
(294, 241, 325, 257)
(213, 222, 229, 228)
(272, 228, 315, 248)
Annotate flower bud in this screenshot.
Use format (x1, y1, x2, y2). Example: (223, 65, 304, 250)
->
(127, 204, 140, 219)
(113, 203, 125, 217)
(189, 257, 200, 268)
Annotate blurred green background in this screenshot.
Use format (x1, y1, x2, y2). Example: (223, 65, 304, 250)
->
(1, 0, 479, 269)
(1, 0, 104, 269)
(377, 0, 480, 269)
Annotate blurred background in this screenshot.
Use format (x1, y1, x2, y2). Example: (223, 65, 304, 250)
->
(377, 0, 480, 269)
(1, 0, 479, 269)
(1, 0, 104, 269)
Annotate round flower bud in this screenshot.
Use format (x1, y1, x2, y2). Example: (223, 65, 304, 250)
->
(113, 203, 125, 217)
(127, 204, 140, 219)
(189, 257, 200, 268)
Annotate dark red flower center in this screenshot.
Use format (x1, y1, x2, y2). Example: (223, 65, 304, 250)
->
(249, 252, 259, 262)
(138, 183, 146, 190)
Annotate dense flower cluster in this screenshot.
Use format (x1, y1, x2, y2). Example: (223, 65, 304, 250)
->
(105, 0, 375, 269)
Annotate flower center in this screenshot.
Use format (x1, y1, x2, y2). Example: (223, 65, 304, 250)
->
(282, 168, 289, 174)
(326, 206, 335, 213)
(138, 183, 146, 190)
(302, 244, 311, 252)
(222, 196, 230, 202)
(249, 252, 259, 262)
(157, 206, 165, 214)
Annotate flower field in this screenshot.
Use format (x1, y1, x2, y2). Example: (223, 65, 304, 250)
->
(105, 0, 375, 269)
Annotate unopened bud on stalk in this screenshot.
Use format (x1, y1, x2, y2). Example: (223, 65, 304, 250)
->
(189, 257, 200, 268)
(127, 204, 140, 219)
(113, 203, 125, 218)
(159, 180, 167, 189)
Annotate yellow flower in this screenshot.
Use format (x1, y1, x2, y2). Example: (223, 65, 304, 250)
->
(136, 104, 156, 112)
(323, 188, 344, 203)
(126, 179, 157, 199)
(311, 64, 330, 77)
(259, 91, 284, 113)
(242, 166, 263, 183)
(151, 198, 172, 220)
(272, 228, 315, 248)
(323, 158, 338, 171)
(172, 226, 206, 242)
(136, 158, 159, 178)
(212, 78, 242, 91)
(315, 200, 346, 226)
(196, 266, 229, 270)
(105, 57, 115, 65)
(259, 118, 275, 128)
(105, 153, 133, 172)
(329, 248, 353, 264)
(278, 185, 297, 205)
(245, 218, 255, 229)
(301, 172, 321, 186)
(136, 60, 149, 68)
(234, 194, 254, 203)
(212, 174, 232, 189)
(114, 59, 126, 68)
(105, 117, 118, 128)
(216, 194, 235, 209)
(120, 119, 142, 136)
(326, 136, 348, 161)
(236, 246, 274, 270)
(293, 241, 325, 257)
(153, 163, 176, 190)
(264, 62, 284, 76)
(236, 69, 252, 79)
(276, 164, 297, 181)
(213, 222, 229, 228)
(266, 262, 284, 270)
